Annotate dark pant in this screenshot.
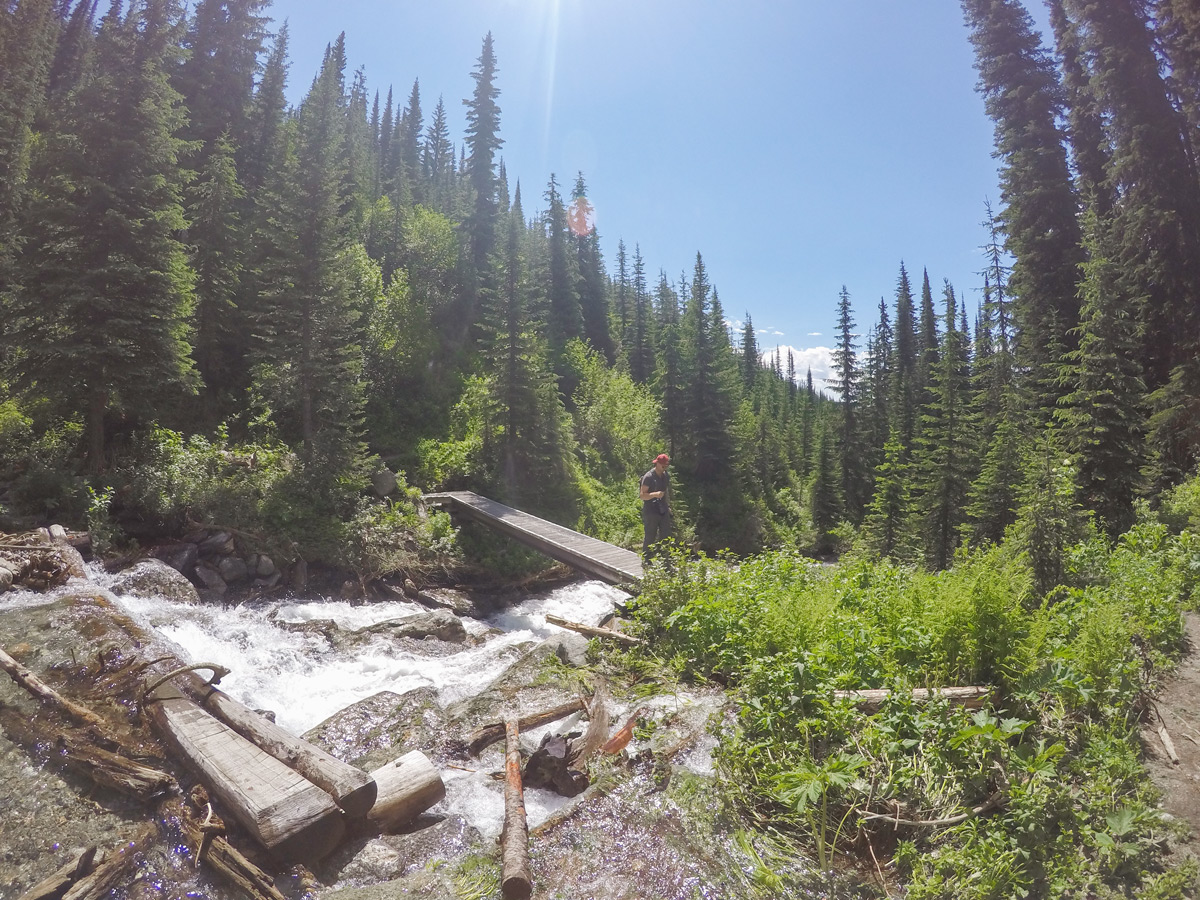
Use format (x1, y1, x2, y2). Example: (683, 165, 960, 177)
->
(641, 505, 672, 556)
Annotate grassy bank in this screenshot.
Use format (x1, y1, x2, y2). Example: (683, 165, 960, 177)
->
(631, 484, 1200, 898)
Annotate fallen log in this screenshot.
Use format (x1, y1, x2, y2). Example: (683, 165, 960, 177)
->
(600, 706, 646, 756)
(365, 750, 446, 832)
(833, 686, 990, 713)
(61, 828, 154, 900)
(466, 697, 588, 757)
(144, 683, 345, 863)
(163, 788, 290, 900)
(544, 614, 642, 646)
(0, 707, 177, 801)
(176, 673, 377, 819)
(501, 719, 532, 900)
(0, 645, 121, 740)
(567, 683, 612, 769)
(16, 846, 98, 900)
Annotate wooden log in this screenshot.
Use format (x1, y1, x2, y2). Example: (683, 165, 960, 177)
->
(567, 683, 612, 769)
(16, 847, 98, 900)
(144, 685, 345, 863)
(177, 674, 377, 819)
(0, 645, 119, 739)
(61, 828, 154, 900)
(544, 614, 642, 646)
(163, 790, 290, 900)
(833, 686, 990, 713)
(365, 750, 446, 832)
(501, 719, 532, 900)
(0, 708, 177, 801)
(466, 697, 588, 757)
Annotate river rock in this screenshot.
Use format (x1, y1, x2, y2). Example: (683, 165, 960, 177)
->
(371, 468, 398, 498)
(414, 587, 502, 618)
(319, 816, 482, 888)
(47, 524, 68, 543)
(217, 555, 249, 584)
(151, 542, 198, 576)
(304, 687, 447, 772)
(110, 559, 201, 604)
(0, 567, 11, 592)
(198, 531, 234, 556)
(254, 554, 277, 577)
(193, 561, 227, 596)
(364, 610, 467, 644)
(545, 632, 591, 668)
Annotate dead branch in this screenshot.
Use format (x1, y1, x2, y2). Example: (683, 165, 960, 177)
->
(466, 697, 588, 757)
(861, 791, 1007, 828)
(544, 614, 642, 646)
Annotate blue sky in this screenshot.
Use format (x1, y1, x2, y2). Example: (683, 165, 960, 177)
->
(266, 0, 1049, 386)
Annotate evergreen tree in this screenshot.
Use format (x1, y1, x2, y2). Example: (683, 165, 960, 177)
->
(964, 389, 1024, 545)
(613, 238, 629, 353)
(830, 286, 868, 521)
(866, 296, 893, 468)
(8, 0, 196, 471)
(862, 427, 913, 559)
(891, 262, 919, 450)
(916, 268, 939, 400)
(915, 281, 972, 569)
(399, 78, 423, 201)
(253, 35, 365, 473)
(740, 313, 759, 391)
(544, 173, 581, 364)
(462, 33, 502, 278)
(1055, 214, 1145, 536)
(423, 95, 453, 211)
(809, 417, 842, 550)
(240, 21, 288, 195)
(963, 0, 1084, 416)
(188, 132, 246, 422)
(655, 271, 683, 457)
(570, 172, 614, 362)
(1062, 0, 1200, 392)
(629, 244, 654, 384)
(1157, 0, 1200, 166)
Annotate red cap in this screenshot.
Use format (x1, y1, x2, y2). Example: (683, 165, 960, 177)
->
(655, 454, 670, 465)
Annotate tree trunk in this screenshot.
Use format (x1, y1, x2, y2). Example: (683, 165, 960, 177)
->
(501, 719, 532, 900)
(87, 388, 107, 475)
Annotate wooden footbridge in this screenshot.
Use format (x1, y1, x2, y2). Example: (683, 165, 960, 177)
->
(424, 491, 643, 586)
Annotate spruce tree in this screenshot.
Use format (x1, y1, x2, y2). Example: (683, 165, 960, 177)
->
(629, 244, 655, 384)
(462, 33, 502, 279)
(544, 173, 581, 365)
(963, 0, 1084, 416)
(655, 271, 683, 458)
(570, 172, 614, 362)
(891, 263, 919, 450)
(830, 286, 868, 522)
(8, 0, 196, 471)
(740, 313, 759, 392)
(863, 428, 913, 559)
(1055, 214, 1145, 536)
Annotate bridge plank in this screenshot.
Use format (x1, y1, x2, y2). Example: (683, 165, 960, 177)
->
(425, 492, 643, 585)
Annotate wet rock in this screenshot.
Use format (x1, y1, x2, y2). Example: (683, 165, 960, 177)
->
(291, 558, 308, 591)
(319, 816, 483, 888)
(151, 542, 198, 577)
(414, 587, 499, 618)
(363, 610, 467, 644)
(198, 531, 234, 556)
(193, 562, 227, 597)
(546, 632, 590, 668)
(304, 688, 448, 772)
(110, 559, 200, 605)
(0, 567, 11, 592)
(217, 555, 248, 584)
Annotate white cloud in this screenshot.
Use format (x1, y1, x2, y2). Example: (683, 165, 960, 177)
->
(807, 331, 822, 337)
(760, 345, 836, 397)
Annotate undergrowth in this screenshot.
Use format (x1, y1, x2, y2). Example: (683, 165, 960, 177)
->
(630, 484, 1200, 898)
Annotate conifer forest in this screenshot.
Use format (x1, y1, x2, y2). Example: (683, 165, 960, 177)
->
(6, 0, 1200, 896)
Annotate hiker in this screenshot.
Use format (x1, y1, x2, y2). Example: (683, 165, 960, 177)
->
(639, 453, 672, 557)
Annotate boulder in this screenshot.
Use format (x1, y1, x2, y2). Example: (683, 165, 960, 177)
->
(254, 554, 277, 578)
(290, 558, 308, 591)
(151, 542, 198, 576)
(318, 817, 482, 889)
(363, 610, 467, 644)
(193, 561, 228, 596)
(217, 555, 249, 584)
(47, 524, 68, 543)
(54, 543, 87, 579)
(198, 531, 235, 556)
(371, 468, 398, 498)
(0, 567, 11, 592)
(110, 558, 201, 604)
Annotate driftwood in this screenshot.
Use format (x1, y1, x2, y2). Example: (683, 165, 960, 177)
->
(833, 686, 990, 713)
(566, 684, 612, 768)
(163, 787, 289, 900)
(16, 846, 98, 900)
(61, 828, 154, 900)
(544, 614, 642, 646)
(1156, 708, 1180, 764)
(365, 750, 446, 832)
(467, 697, 588, 756)
(861, 790, 1007, 828)
(0, 645, 122, 741)
(144, 683, 345, 863)
(176, 672, 377, 818)
(501, 719, 532, 900)
(0, 707, 176, 801)
(600, 706, 646, 755)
